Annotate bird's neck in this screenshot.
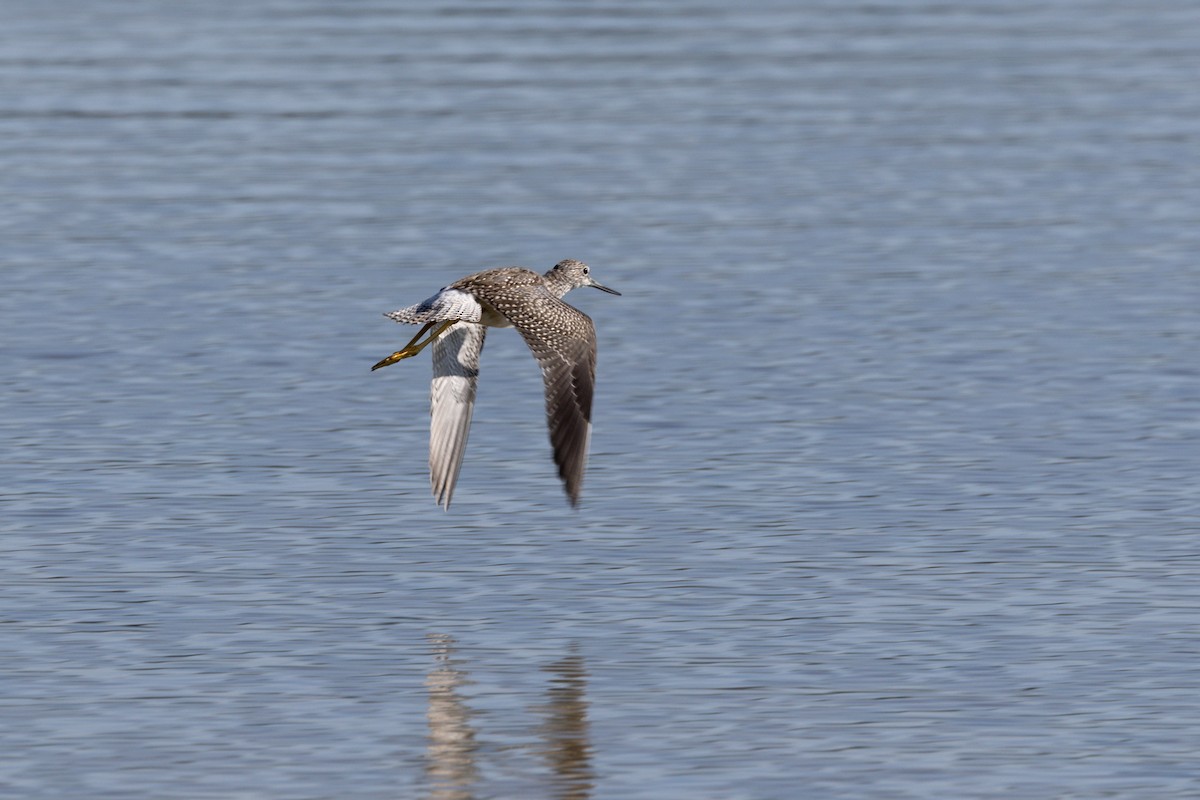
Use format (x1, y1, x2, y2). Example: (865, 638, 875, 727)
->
(541, 270, 574, 299)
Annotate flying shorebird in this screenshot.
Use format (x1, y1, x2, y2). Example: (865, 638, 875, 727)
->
(372, 259, 620, 509)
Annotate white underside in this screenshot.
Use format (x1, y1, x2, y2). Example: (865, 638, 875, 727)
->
(386, 288, 513, 329)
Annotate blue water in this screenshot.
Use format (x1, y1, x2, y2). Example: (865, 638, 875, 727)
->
(3, 1, 1199, 797)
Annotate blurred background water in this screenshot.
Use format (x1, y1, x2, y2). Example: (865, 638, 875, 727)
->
(2, 1, 1199, 797)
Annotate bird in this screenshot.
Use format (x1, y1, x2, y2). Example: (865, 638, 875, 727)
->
(372, 259, 620, 509)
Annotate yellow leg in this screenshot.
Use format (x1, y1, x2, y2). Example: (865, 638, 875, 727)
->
(371, 320, 456, 371)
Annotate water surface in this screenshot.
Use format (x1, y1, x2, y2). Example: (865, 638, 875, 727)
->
(2, 1, 1199, 797)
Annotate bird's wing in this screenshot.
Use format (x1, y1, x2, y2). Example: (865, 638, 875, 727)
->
(485, 287, 597, 506)
(429, 322, 487, 509)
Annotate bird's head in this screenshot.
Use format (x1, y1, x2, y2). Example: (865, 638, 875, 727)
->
(550, 259, 621, 296)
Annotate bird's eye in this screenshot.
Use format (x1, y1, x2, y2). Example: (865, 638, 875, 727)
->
(582, 267, 589, 274)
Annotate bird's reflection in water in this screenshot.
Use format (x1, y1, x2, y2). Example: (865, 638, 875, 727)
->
(425, 634, 479, 800)
(536, 650, 594, 800)
(424, 635, 593, 800)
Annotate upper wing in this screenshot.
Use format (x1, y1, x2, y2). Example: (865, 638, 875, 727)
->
(429, 322, 487, 509)
(484, 286, 597, 506)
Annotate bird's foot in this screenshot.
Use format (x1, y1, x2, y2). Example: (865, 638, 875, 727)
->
(371, 349, 418, 370)
(371, 320, 456, 371)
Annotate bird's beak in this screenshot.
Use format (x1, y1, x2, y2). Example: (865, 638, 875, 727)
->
(590, 280, 621, 296)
